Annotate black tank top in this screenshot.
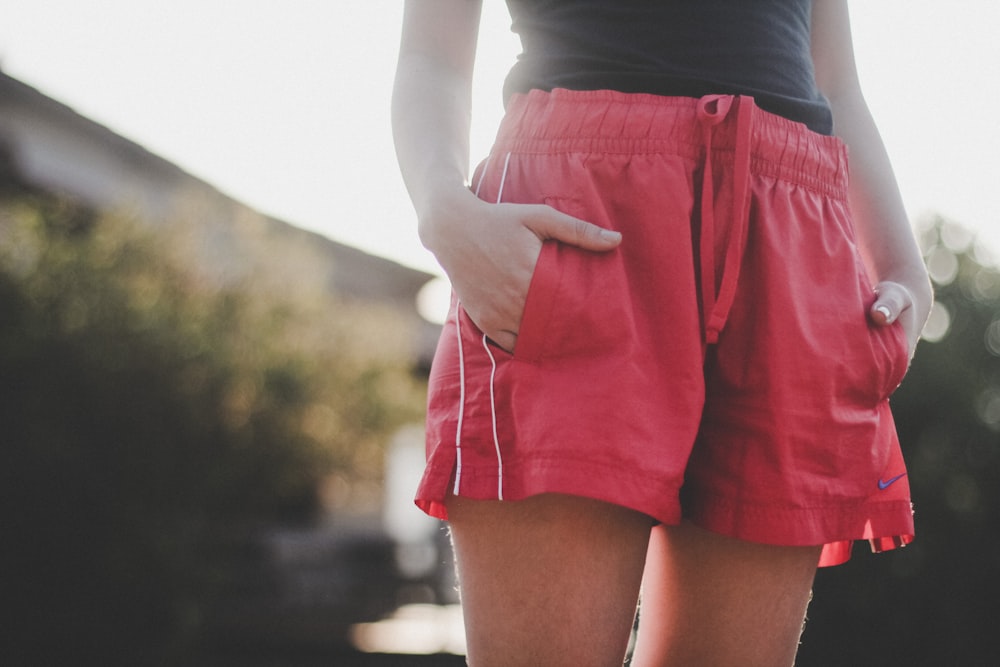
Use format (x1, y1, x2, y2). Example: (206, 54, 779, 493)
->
(503, 0, 833, 135)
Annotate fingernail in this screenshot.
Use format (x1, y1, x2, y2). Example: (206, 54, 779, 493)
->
(601, 230, 622, 242)
(875, 305, 892, 321)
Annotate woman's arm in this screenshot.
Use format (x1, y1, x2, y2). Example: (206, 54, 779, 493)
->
(811, 0, 932, 354)
(392, 0, 480, 225)
(392, 0, 620, 352)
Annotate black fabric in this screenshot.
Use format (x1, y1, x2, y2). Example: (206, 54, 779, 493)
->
(503, 0, 833, 135)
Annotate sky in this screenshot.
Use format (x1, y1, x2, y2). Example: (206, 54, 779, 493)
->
(1, 1, 998, 281)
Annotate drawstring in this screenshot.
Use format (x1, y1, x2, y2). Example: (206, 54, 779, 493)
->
(696, 95, 754, 345)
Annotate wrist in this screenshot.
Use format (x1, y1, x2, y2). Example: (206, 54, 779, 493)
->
(883, 269, 932, 302)
(877, 272, 934, 325)
(415, 178, 480, 254)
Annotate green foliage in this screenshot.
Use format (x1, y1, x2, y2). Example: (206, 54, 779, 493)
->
(799, 215, 1000, 666)
(0, 195, 424, 664)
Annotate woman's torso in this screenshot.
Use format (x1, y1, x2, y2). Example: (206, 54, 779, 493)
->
(503, 0, 832, 134)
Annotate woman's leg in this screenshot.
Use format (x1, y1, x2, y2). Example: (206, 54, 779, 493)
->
(446, 493, 652, 667)
(631, 522, 821, 667)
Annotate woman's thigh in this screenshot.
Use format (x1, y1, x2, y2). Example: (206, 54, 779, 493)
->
(631, 522, 821, 667)
(446, 493, 652, 667)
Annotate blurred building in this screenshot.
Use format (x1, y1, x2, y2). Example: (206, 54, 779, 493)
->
(0, 68, 440, 368)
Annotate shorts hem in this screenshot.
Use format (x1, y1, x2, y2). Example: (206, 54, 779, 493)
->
(415, 455, 914, 567)
(687, 493, 915, 566)
(415, 455, 684, 527)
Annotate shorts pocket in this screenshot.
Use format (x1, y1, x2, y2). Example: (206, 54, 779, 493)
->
(455, 239, 564, 362)
(870, 318, 910, 400)
(836, 217, 910, 402)
(511, 240, 630, 364)
(511, 239, 561, 362)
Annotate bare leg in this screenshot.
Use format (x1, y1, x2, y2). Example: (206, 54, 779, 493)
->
(631, 522, 821, 667)
(446, 493, 652, 667)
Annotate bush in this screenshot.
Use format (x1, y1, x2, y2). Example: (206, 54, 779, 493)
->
(0, 195, 424, 665)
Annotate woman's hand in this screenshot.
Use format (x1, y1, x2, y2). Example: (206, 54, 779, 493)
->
(420, 185, 621, 352)
(870, 279, 932, 358)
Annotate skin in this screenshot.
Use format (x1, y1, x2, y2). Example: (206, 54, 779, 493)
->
(392, 1, 932, 665)
(810, 0, 933, 354)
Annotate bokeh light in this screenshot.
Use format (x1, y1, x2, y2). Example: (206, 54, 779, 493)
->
(921, 300, 952, 342)
(925, 245, 959, 286)
(985, 319, 1000, 357)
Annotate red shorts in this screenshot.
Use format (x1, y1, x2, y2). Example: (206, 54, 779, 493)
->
(417, 89, 914, 566)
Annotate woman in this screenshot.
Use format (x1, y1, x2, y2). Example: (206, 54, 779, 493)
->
(392, 1, 932, 664)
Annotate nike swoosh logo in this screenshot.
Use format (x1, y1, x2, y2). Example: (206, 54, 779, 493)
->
(878, 473, 907, 490)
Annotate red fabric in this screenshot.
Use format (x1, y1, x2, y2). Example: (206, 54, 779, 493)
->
(417, 89, 914, 566)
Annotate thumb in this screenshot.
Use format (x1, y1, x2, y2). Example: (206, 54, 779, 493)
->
(871, 280, 913, 326)
(525, 205, 622, 251)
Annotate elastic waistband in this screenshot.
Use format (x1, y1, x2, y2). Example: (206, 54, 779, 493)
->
(495, 88, 849, 199)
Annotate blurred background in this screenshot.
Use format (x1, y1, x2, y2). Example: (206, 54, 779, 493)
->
(1, 2, 998, 665)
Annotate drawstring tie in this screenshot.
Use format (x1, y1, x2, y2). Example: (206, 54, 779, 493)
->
(696, 94, 754, 345)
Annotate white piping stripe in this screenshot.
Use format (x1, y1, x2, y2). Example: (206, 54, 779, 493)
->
(451, 299, 467, 496)
(451, 152, 510, 499)
(487, 151, 512, 500)
(473, 154, 492, 197)
(457, 151, 490, 495)
(481, 333, 504, 500)
(496, 152, 512, 204)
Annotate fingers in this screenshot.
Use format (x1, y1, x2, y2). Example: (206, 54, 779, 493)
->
(522, 205, 622, 251)
(458, 295, 522, 354)
(447, 202, 620, 354)
(870, 280, 914, 326)
(487, 330, 517, 354)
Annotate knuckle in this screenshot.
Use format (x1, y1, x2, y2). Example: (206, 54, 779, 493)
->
(565, 217, 592, 246)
